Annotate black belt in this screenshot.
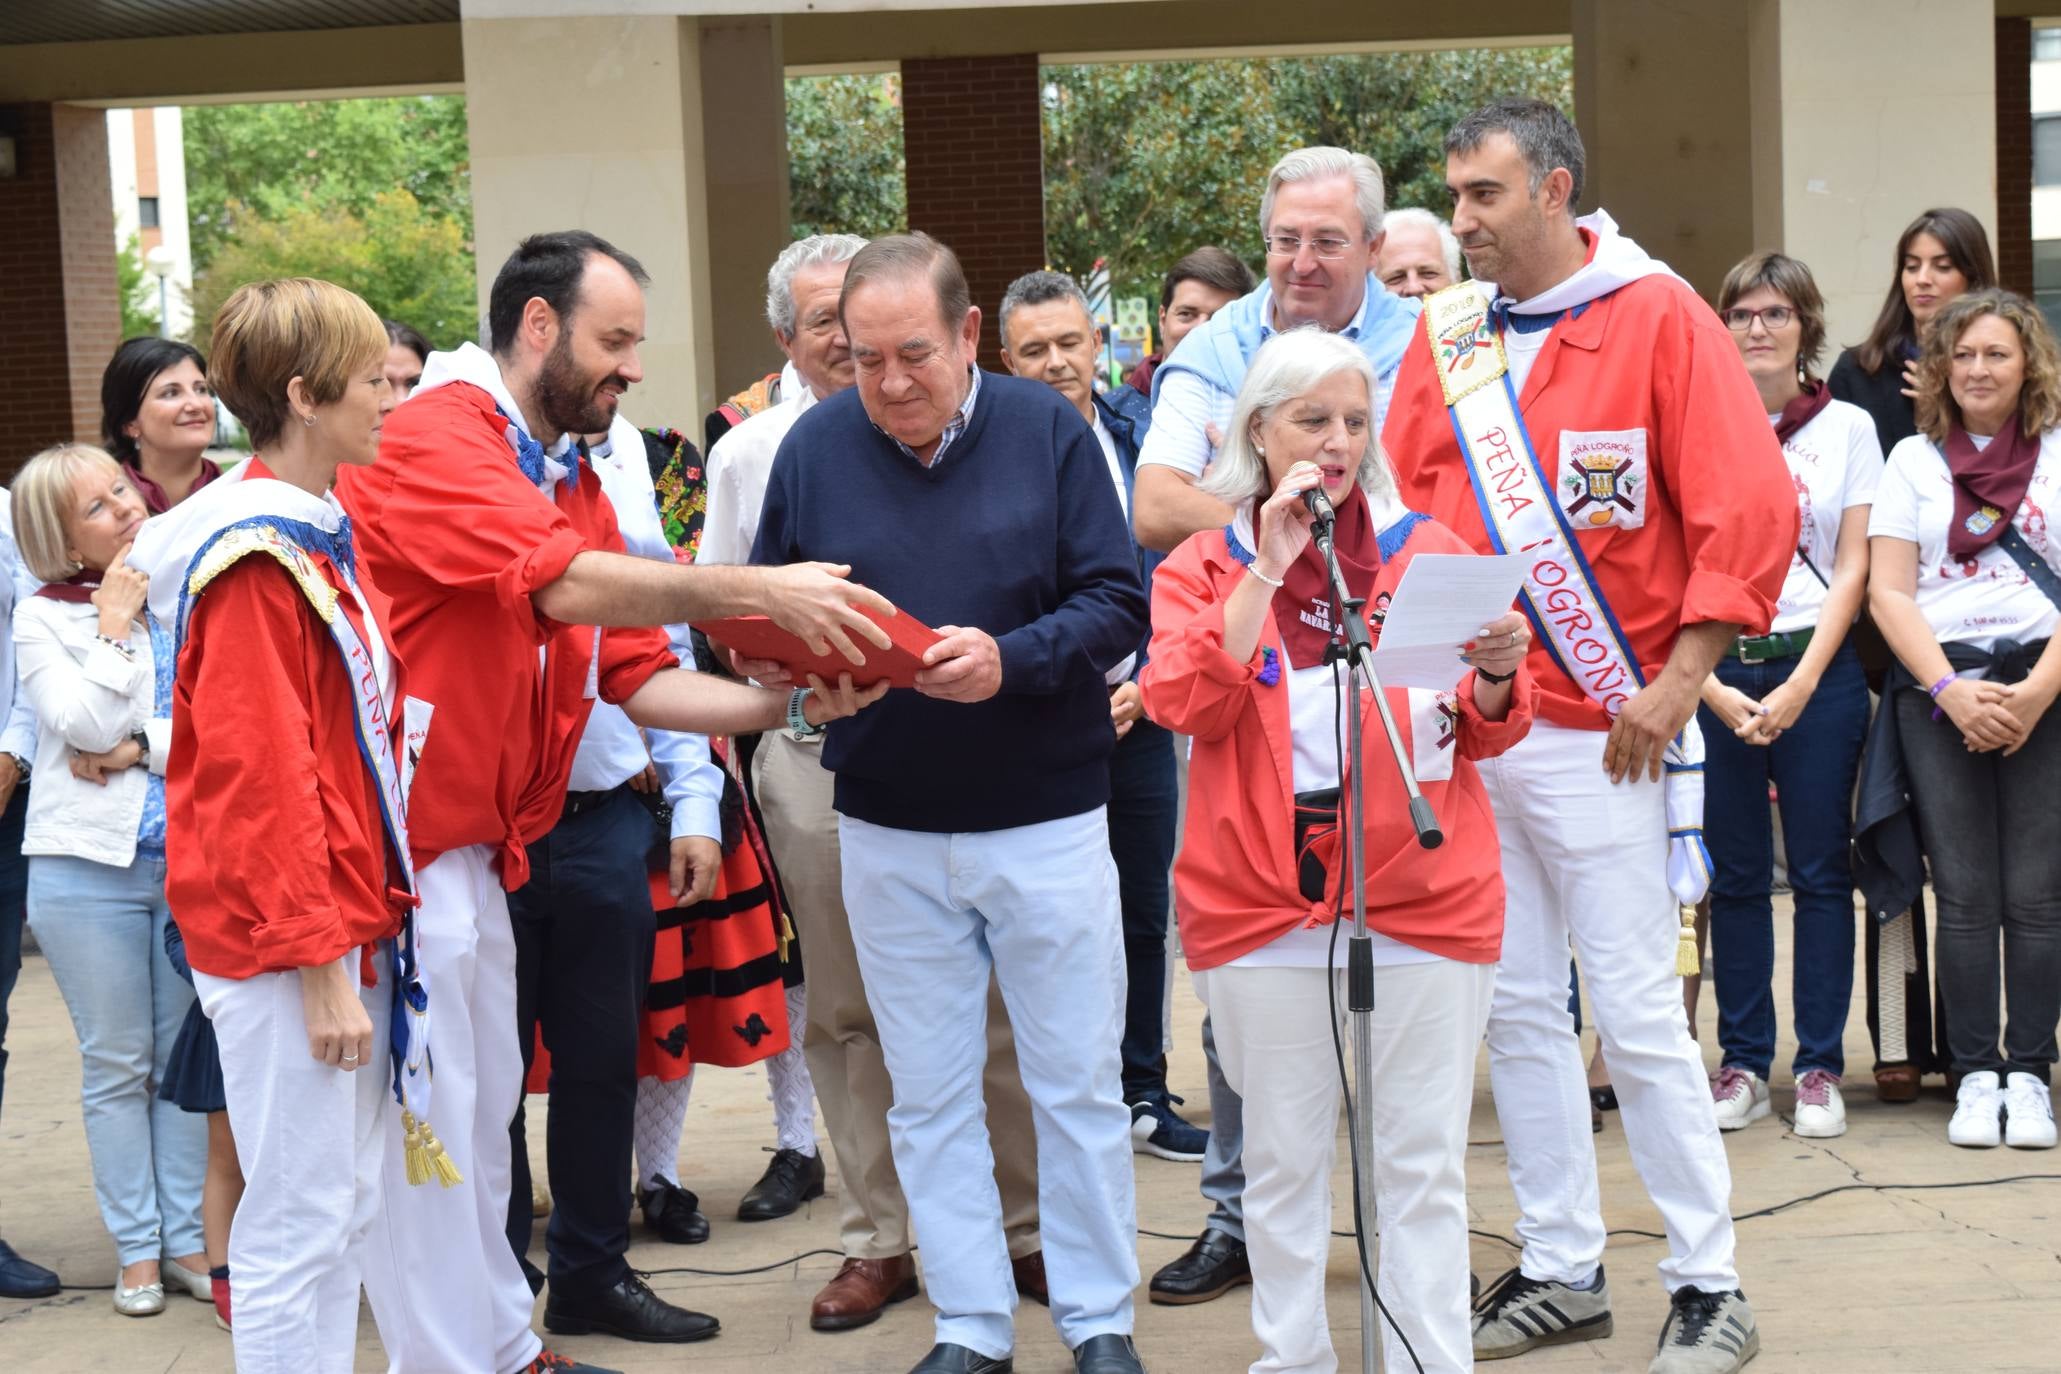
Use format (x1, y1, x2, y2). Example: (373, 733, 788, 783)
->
(560, 784, 627, 821)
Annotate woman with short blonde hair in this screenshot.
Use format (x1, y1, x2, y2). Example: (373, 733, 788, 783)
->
(1861, 288, 2061, 1152)
(129, 276, 417, 1371)
(12, 440, 208, 1316)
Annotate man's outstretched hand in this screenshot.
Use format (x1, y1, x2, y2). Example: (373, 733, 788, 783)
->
(760, 562, 897, 665)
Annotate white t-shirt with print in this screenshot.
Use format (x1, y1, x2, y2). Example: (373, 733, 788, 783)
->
(1869, 429, 2061, 653)
(1770, 398, 1881, 634)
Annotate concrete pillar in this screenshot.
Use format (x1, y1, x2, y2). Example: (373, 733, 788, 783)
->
(902, 53, 1046, 368)
(0, 102, 121, 470)
(697, 16, 794, 401)
(460, 14, 716, 428)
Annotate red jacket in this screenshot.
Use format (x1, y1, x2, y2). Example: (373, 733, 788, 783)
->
(1382, 274, 1796, 730)
(1141, 519, 1535, 971)
(336, 383, 676, 888)
(168, 549, 410, 979)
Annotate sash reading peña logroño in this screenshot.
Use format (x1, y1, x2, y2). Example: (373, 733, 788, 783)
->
(1423, 281, 1712, 971)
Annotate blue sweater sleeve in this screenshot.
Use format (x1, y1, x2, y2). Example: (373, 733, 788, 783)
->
(994, 416, 1149, 695)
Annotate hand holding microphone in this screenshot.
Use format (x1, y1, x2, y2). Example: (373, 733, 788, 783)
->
(1255, 461, 1329, 580)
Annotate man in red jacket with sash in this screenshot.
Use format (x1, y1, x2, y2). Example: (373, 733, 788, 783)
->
(1382, 102, 1794, 1374)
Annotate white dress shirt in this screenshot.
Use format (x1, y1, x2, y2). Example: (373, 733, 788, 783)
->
(564, 417, 724, 842)
(697, 362, 813, 568)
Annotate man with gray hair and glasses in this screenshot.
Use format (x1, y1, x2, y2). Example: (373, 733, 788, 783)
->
(1131, 145, 1420, 555)
(699, 233, 1052, 1335)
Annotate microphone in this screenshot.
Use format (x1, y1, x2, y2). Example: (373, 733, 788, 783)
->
(1300, 485, 1336, 527)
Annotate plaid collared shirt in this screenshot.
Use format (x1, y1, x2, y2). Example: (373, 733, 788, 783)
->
(878, 366, 981, 467)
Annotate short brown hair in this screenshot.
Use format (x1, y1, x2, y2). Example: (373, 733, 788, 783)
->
(11, 443, 124, 583)
(838, 232, 971, 335)
(1717, 252, 1829, 380)
(1912, 289, 2061, 444)
(209, 278, 388, 450)
(1160, 246, 1257, 310)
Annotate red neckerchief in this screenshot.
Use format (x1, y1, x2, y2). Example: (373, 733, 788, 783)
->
(1943, 414, 2041, 558)
(1274, 484, 1381, 670)
(1773, 381, 1832, 444)
(33, 570, 101, 604)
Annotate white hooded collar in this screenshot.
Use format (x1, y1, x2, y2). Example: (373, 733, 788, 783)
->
(128, 458, 350, 630)
(415, 341, 577, 488)
(1497, 210, 1683, 316)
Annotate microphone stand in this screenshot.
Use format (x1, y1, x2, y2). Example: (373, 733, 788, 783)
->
(1310, 505, 1442, 1374)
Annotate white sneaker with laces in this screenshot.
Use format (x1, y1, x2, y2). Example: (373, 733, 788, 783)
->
(1709, 1067, 1769, 1131)
(1791, 1069, 1846, 1139)
(2002, 1072, 2057, 1149)
(1947, 1070, 2004, 1148)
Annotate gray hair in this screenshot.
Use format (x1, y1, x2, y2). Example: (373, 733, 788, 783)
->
(1197, 328, 1396, 509)
(998, 270, 1094, 346)
(1445, 98, 1585, 210)
(1380, 207, 1463, 282)
(766, 233, 868, 336)
(1259, 147, 1386, 244)
(11, 443, 125, 582)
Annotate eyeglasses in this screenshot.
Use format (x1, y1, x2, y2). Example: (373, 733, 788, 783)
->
(1722, 306, 1795, 332)
(1264, 233, 1355, 260)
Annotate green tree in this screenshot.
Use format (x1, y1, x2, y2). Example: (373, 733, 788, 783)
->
(116, 234, 160, 339)
(183, 96, 472, 275)
(189, 190, 478, 349)
(786, 73, 907, 238)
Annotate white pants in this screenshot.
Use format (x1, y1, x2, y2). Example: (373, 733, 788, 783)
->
(196, 953, 392, 1374)
(1198, 958, 1493, 1374)
(359, 846, 541, 1374)
(1475, 722, 1739, 1293)
(839, 809, 1138, 1360)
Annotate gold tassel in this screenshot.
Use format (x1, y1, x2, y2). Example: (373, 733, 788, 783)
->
(401, 1109, 429, 1187)
(777, 911, 797, 963)
(1675, 905, 1700, 977)
(418, 1120, 464, 1188)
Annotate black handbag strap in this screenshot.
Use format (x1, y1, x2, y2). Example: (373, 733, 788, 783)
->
(1996, 523, 2061, 613)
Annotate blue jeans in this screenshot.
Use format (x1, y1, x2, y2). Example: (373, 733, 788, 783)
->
(1107, 718, 1178, 1099)
(0, 785, 28, 1116)
(27, 852, 207, 1263)
(1697, 640, 1869, 1080)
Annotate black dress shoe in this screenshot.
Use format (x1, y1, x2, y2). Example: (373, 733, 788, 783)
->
(0, 1239, 59, 1299)
(1147, 1227, 1250, 1305)
(542, 1272, 719, 1343)
(909, 1343, 1013, 1373)
(736, 1147, 826, 1221)
(1073, 1333, 1146, 1373)
(638, 1180, 710, 1244)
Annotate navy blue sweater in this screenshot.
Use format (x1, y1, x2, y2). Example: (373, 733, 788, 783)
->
(751, 372, 1148, 832)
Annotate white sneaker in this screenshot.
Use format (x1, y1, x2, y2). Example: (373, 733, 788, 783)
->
(1791, 1069, 1846, 1138)
(1710, 1067, 1770, 1131)
(2002, 1073, 2057, 1149)
(1947, 1070, 2004, 1147)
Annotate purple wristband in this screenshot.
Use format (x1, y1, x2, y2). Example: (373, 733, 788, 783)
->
(1929, 671, 1957, 721)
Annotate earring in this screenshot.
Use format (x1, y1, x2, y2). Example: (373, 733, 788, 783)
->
(303, 414, 316, 427)
(1255, 444, 1266, 457)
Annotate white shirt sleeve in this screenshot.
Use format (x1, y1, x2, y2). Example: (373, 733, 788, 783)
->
(1867, 439, 1925, 542)
(696, 431, 749, 567)
(1136, 369, 1227, 478)
(1841, 412, 1884, 509)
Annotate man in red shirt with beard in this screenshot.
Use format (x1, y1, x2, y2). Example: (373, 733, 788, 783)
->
(337, 231, 888, 1374)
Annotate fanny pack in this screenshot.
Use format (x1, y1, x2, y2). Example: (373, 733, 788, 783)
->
(1291, 788, 1342, 904)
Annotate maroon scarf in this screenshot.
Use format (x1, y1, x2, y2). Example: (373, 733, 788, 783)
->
(1772, 382, 1832, 444)
(1274, 484, 1381, 669)
(32, 570, 101, 604)
(122, 457, 221, 516)
(1943, 415, 2041, 558)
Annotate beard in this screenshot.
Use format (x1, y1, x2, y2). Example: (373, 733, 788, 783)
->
(535, 334, 620, 437)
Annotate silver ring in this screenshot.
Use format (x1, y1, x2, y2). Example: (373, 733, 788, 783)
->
(341, 1053, 359, 1063)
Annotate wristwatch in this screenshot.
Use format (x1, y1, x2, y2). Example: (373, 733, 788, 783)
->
(2, 752, 27, 783)
(786, 687, 825, 741)
(130, 730, 151, 768)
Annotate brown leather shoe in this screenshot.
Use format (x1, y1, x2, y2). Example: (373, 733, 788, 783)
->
(1010, 1250, 1048, 1307)
(810, 1254, 919, 1331)
(1876, 1063, 1920, 1103)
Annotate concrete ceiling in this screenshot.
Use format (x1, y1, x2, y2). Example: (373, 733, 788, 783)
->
(0, 0, 456, 46)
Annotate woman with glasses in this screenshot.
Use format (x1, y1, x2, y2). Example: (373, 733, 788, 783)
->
(1697, 253, 1879, 1140)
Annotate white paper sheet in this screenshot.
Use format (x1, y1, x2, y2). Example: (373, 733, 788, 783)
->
(1365, 553, 1527, 690)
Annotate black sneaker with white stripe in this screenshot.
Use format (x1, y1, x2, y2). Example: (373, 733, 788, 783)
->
(1647, 1286, 1759, 1373)
(1471, 1265, 1614, 1360)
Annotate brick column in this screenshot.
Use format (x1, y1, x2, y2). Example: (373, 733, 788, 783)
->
(0, 103, 120, 474)
(1996, 17, 2033, 297)
(902, 53, 1045, 367)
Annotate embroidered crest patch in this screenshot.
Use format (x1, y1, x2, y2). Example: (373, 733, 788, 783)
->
(1557, 429, 1649, 531)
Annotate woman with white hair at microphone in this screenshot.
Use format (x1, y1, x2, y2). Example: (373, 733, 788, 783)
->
(1141, 327, 1535, 1374)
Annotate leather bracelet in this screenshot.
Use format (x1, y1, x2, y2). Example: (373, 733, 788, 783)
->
(1475, 666, 1517, 686)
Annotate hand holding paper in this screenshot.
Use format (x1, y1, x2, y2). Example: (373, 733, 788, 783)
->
(1366, 553, 1527, 690)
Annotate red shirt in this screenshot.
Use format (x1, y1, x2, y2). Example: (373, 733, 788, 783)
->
(167, 528, 410, 978)
(1381, 274, 1796, 730)
(335, 383, 675, 888)
(1140, 521, 1536, 970)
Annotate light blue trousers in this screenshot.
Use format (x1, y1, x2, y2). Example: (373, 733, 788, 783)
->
(840, 807, 1139, 1360)
(28, 852, 206, 1264)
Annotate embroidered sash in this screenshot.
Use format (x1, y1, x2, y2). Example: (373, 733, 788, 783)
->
(178, 518, 461, 1185)
(1424, 281, 1712, 908)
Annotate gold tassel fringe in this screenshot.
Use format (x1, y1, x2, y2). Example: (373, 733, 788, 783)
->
(400, 1108, 465, 1188)
(1675, 905, 1700, 977)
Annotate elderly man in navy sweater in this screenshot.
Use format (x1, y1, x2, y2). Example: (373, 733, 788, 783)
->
(750, 234, 1151, 1374)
